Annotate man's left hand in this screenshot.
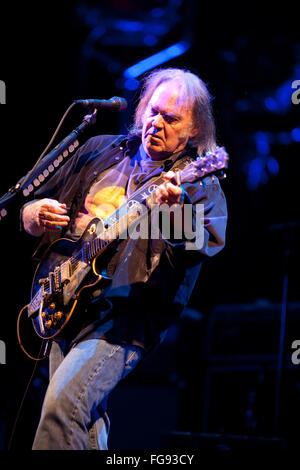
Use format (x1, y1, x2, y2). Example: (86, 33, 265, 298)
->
(156, 171, 183, 207)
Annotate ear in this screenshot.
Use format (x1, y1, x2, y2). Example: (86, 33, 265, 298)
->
(189, 126, 198, 138)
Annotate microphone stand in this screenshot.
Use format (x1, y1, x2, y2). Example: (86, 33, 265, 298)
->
(0, 109, 97, 221)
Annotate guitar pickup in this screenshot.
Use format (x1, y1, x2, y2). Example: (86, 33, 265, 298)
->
(54, 266, 62, 292)
(49, 272, 55, 294)
(48, 268, 62, 294)
(60, 260, 72, 283)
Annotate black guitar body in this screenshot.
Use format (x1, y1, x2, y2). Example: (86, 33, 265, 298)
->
(29, 218, 112, 339)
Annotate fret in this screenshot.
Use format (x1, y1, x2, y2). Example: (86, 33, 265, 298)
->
(82, 244, 89, 264)
(92, 239, 96, 257)
(87, 242, 92, 262)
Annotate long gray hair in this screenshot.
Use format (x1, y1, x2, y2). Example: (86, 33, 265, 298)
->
(129, 68, 217, 155)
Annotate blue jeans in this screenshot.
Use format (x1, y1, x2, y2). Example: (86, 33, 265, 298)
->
(32, 338, 143, 450)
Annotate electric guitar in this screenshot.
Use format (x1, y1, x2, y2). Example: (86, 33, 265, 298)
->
(20, 147, 228, 341)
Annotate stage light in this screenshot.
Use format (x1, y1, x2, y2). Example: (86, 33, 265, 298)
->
(123, 41, 190, 80)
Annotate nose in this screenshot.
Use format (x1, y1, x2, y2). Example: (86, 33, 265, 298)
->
(152, 113, 164, 129)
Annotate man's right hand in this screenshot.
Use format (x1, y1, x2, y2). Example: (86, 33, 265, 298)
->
(22, 198, 70, 236)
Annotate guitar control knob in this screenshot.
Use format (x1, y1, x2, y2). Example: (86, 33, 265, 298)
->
(49, 303, 56, 310)
(41, 312, 47, 319)
(45, 319, 52, 329)
(54, 311, 63, 321)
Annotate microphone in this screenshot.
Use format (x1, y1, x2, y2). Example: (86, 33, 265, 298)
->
(75, 96, 127, 111)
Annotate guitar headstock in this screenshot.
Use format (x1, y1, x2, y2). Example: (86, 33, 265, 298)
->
(180, 146, 229, 184)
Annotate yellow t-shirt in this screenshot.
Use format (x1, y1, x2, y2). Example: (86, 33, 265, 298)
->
(72, 147, 164, 235)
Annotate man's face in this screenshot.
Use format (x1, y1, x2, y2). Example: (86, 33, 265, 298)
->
(141, 81, 197, 161)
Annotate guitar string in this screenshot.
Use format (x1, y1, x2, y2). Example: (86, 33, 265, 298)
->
(33, 155, 223, 301)
(33, 160, 201, 297)
(33, 174, 166, 300)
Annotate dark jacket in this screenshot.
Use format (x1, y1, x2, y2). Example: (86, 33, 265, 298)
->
(27, 134, 227, 350)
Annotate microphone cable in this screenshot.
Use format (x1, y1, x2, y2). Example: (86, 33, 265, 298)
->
(17, 102, 77, 192)
(7, 340, 46, 450)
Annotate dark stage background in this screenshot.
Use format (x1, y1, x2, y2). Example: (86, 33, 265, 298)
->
(0, 1, 299, 453)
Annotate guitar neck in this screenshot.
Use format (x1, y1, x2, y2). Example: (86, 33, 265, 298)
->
(82, 146, 229, 263)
